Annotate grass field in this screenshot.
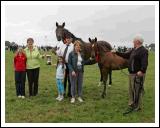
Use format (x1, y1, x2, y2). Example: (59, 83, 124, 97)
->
(5, 50, 155, 123)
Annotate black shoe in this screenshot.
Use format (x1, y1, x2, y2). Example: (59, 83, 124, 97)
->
(133, 107, 141, 111)
(123, 107, 134, 116)
(67, 93, 72, 97)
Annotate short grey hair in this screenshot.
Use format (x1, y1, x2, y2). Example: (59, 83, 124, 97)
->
(133, 34, 144, 44)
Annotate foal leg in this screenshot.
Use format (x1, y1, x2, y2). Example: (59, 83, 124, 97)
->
(98, 63, 103, 86)
(108, 69, 112, 87)
(102, 70, 109, 98)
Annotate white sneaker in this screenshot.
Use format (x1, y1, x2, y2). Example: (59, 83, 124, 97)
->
(58, 95, 64, 101)
(108, 84, 111, 87)
(18, 95, 22, 98)
(70, 98, 75, 103)
(21, 96, 25, 99)
(56, 95, 61, 100)
(77, 97, 83, 102)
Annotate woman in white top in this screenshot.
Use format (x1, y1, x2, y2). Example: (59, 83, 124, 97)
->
(68, 40, 92, 103)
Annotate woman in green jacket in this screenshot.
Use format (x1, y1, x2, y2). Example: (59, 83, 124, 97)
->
(24, 38, 44, 96)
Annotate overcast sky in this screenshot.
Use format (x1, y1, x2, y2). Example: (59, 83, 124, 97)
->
(5, 4, 155, 47)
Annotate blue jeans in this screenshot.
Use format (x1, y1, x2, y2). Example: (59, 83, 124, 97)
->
(56, 79, 64, 95)
(15, 71, 26, 96)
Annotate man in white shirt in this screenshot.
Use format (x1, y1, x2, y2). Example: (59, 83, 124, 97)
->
(61, 35, 74, 97)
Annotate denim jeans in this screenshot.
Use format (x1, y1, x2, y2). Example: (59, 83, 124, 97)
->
(15, 71, 26, 96)
(56, 79, 64, 95)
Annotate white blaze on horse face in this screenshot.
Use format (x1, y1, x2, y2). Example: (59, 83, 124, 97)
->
(92, 44, 95, 48)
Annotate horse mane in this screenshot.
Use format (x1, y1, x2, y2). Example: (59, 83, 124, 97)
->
(97, 41, 113, 52)
(62, 28, 86, 43)
(62, 27, 112, 52)
(63, 29, 75, 39)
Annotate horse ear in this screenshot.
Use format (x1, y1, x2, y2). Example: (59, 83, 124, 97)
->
(95, 37, 97, 42)
(62, 22, 65, 28)
(56, 22, 58, 27)
(88, 38, 92, 43)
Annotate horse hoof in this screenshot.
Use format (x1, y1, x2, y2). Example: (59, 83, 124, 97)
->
(101, 95, 105, 98)
(101, 93, 106, 98)
(108, 84, 111, 87)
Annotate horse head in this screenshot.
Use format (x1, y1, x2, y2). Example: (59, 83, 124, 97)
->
(55, 22, 65, 41)
(89, 37, 98, 59)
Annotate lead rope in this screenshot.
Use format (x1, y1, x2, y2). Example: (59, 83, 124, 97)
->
(110, 52, 129, 76)
(119, 66, 129, 76)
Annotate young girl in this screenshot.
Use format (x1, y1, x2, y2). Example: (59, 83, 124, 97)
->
(55, 56, 66, 101)
(14, 47, 27, 98)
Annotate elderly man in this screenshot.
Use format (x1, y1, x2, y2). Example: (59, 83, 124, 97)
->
(113, 35, 148, 114)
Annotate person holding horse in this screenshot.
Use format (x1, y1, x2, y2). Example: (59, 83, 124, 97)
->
(113, 35, 148, 114)
(60, 33, 74, 97)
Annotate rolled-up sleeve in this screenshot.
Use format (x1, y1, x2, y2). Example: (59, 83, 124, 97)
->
(116, 50, 132, 59)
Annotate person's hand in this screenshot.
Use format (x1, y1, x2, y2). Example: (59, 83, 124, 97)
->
(137, 71, 144, 77)
(89, 57, 94, 61)
(72, 71, 76, 77)
(111, 49, 116, 53)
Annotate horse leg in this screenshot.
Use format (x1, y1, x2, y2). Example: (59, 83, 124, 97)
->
(108, 69, 112, 87)
(101, 69, 109, 98)
(98, 63, 104, 86)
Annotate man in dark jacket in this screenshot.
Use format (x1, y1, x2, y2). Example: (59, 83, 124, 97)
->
(113, 35, 148, 114)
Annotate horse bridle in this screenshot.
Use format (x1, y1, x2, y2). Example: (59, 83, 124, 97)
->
(92, 43, 111, 62)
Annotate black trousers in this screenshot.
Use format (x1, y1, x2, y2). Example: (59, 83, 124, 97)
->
(15, 71, 26, 96)
(26, 68, 40, 96)
(64, 63, 71, 97)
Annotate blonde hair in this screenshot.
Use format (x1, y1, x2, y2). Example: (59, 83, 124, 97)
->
(14, 47, 25, 56)
(74, 40, 82, 51)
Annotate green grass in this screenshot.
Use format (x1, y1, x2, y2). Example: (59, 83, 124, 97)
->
(5, 50, 155, 123)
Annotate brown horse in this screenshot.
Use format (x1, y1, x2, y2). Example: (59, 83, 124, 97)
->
(89, 37, 129, 98)
(55, 22, 113, 86)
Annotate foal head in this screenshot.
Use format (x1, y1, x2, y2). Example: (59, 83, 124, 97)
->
(55, 22, 65, 41)
(89, 37, 98, 59)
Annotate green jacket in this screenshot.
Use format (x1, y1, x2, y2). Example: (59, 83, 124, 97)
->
(24, 46, 42, 69)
